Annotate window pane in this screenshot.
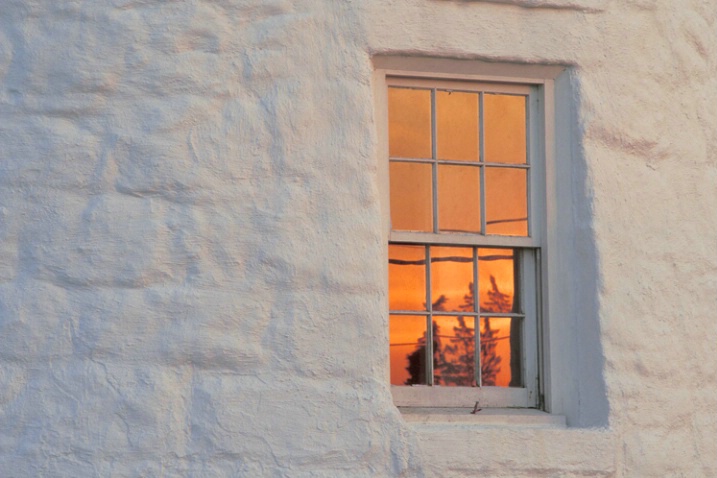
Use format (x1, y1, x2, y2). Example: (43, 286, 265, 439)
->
(389, 161, 433, 232)
(433, 316, 476, 387)
(478, 248, 517, 313)
(480, 317, 522, 387)
(436, 91, 479, 162)
(431, 246, 474, 312)
(484, 94, 526, 164)
(390, 315, 428, 385)
(437, 164, 481, 233)
(485, 166, 528, 236)
(389, 244, 427, 311)
(388, 88, 432, 159)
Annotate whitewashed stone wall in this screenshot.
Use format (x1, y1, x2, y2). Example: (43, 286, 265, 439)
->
(0, 1, 715, 476)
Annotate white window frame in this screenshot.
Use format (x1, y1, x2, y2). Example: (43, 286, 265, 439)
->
(375, 58, 560, 410)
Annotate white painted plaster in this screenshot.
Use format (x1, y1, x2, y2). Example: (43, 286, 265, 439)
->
(0, 1, 715, 476)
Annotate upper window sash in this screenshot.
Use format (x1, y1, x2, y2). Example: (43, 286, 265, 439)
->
(386, 76, 543, 247)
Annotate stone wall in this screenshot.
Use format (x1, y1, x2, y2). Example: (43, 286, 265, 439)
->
(0, 1, 715, 476)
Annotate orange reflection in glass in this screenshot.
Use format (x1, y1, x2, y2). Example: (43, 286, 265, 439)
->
(389, 161, 433, 232)
(389, 244, 426, 311)
(485, 167, 528, 236)
(484, 94, 526, 164)
(437, 91, 479, 161)
(480, 317, 521, 387)
(438, 165, 481, 233)
(478, 248, 516, 313)
(433, 316, 476, 386)
(431, 246, 473, 312)
(388, 88, 432, 159)
(390, 315, 427, 385)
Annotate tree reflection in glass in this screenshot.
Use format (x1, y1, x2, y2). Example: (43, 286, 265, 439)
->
(389, 247, 521, 387)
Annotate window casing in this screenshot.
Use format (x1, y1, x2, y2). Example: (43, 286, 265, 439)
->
(384, 75, 547, 409)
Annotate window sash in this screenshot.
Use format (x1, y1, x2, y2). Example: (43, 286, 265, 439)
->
(387, 77, 540, 243)
(389, 248, 539, 408)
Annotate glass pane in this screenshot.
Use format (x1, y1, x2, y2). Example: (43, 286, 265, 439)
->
(389, 161, 433, 232)
(390, 315, 428, 385)
(480, 317, 522, 387)
(478, 248, 517, 313)
(431, 246, 474, 312)
(436, 91, 479, 161)
(437, 165, 481, 233)
(485, 167, 528, 236)
(484, 94, 526, 164)
(389, 244, 427, 311)
(433, 316, 476, 387)
(388, 88, 432, 159)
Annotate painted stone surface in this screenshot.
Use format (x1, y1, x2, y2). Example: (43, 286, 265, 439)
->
(0, 1, 715, 476)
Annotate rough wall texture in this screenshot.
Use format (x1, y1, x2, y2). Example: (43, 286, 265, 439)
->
(0, 1, 715, 477)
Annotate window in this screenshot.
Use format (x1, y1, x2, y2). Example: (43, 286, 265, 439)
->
(384, 74, 547, 409)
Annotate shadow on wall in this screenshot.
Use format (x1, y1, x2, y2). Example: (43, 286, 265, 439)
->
(556, 68, 609, 427)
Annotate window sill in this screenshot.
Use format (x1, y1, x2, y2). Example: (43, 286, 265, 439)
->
(399, 407, 566, 428)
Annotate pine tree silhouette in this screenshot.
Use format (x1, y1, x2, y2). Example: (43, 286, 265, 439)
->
(478, 275, 510, 386)
(404, 296, 446, 385)
(404, 278, 507, 386)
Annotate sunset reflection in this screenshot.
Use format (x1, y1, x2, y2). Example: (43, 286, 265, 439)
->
(433, 315, 476, 387)
(388, 87, 529, 237)
(388, 84, 528, 388)
(390, 315, 427, 386)
(389, 247, 521, 387)
(438, 165, 481, 233)
(484, 94, 526, 165)
(436, 91, 479, 161)
(485, 167, 527, 236)
(480, 317, 521, 387)
(388, 244, 426, 311)
(388, 88, 431, 159)
(389, 162, 433, 232)
(431, 246, 473, 312)
(479, 248, 517, 313)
